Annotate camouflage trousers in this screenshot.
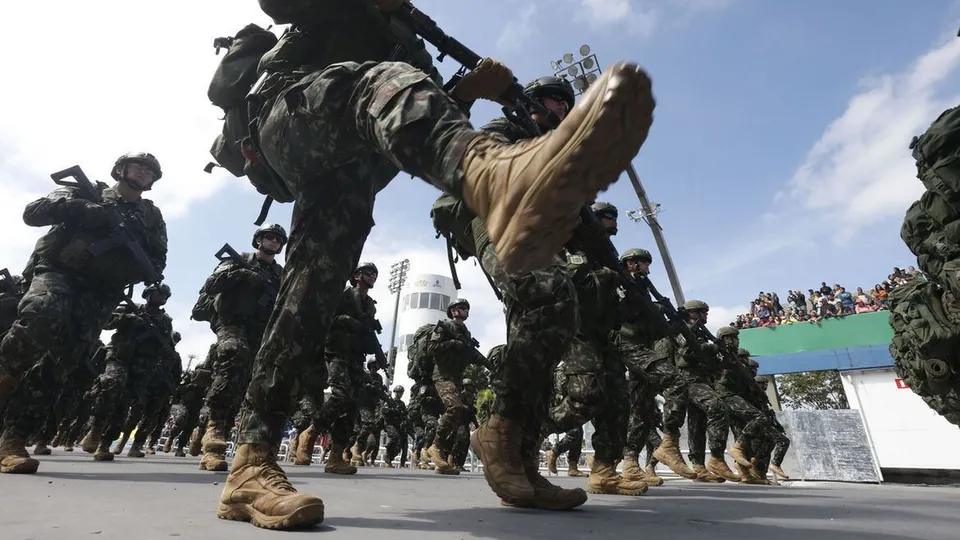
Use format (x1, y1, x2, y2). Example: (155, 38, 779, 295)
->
(638, 338, 729, 461)
(36, 357, 99, 441)
(549, 335, 629, 463)
(770, 416, 790, 466)
(205, 322, 261, 429)
(452, 424, 471, 469)
(127, 382, 174, 447)
(420, 393, 443, 451)
(624, 376, 662, 467)
(168, 402, 199, 450)
(353, 405, 380, 451)
(552, 426, 583, 466)
(0, 270, 118, 437)
(237, 60, 480, 447)
(383, 422, 407, 463)
(89, 349, 155, 443)
(433, 377, 467, 454)
(314, 354, 362, 447)
(480, 243, 579, 460)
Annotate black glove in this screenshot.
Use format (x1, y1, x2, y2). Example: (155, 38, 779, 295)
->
(234, 268, 265, 285)
(58, 199, 110, 229)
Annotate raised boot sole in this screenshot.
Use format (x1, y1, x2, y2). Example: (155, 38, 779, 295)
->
(0, 456, 40, 474)
(217, 500, 325, 530)
(494, 63, 656, 274)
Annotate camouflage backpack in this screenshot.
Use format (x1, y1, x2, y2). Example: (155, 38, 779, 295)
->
(430, 193, 480, 260)
(901, 105, 960, 296)
(190, 287, 217, 323)
(205, 24, 295, 210)
(406, 323, 437, 384)
(887, 279, 960, 425)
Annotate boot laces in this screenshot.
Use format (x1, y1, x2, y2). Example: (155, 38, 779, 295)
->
(257, 454, 296, 493)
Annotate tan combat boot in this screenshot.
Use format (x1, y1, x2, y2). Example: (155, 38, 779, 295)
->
(769, 463, 789, 478)
(293, 426, 317, 466)
(144, 438, 156, 455)
(323, 442, 357, 475)
(620, 453, 644, 482)
(349, 443, 364, 467)
(80, 422, 104, 454)
(567, 461, 586, 478)
(501, 454, 588, 510)
(706, 456, 741, 482)
(200, 420, 229, 472)
(384, 457, 394, 468)
(175, 448, 186, 457)
(163, 437, 173, 453)
(111, 433, 129, 455)
(692, 464, 725, 483)
(411, 449, 420, 470)
(653, 433, 697, 479)
(93, 440, 114, 461)
(470, 415, 536, 506)
(545, 449, 558, 475)
(32, 439, 51, 456)
(127, 441, 145, 458)
(50, 432, 63, 448)
(0, 430, 40, 474)
(587, 460, 648, 496)
(736, 462, 768, 485)
(643, 463, 664, 486)
(188, 427, 203, 457)
(460, 63, 656, 274)
(426, 444, 456, 475)
(729, 441, 753, 468)
(217, 443, 325, 530)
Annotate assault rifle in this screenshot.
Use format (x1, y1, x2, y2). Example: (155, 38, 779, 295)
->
(432, 320, 493, 370)
(117, 296, 177, 358)
(0, 268, 16, 295)
(578, 206, 719, 353)
(214, 243, 278, 308)
(50, 165, 162, 286)
(361, 315, 394, 378)
(391, 4, 560, 136)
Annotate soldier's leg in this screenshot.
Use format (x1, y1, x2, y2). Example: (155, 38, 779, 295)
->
(769, 423, 791, 478)
(429, 378, 464, 473)
(644, 426, 665, 485)
(587, 348, 646, 496)
(638, 346, 698, 479)
(0, 272, 115, 473)
(383, 424, 400, 467)
(622, 376, 650, 481)
(555, 427, 585, 477)
(201, 325, 253, 471)
(315, 358, 356, 474)
(722, 394, 776, 484)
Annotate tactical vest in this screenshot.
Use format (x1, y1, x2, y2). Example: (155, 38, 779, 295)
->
(214, 253, 281, 323)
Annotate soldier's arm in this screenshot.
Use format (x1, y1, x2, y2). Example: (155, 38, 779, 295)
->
(203, 261, 246, 294)
(22, 187, 84, 227)
(145, 205, 169, 276)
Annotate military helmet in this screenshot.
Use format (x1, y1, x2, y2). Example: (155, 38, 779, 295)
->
(683, 299, 709, 312)
(142, 282, 172, 300)
(252, 223, 288, 249)
(748, 358, 759, 369)
(523, 76, 575, 110)
(355, 262, 379, 275)
(462, 378, 475, 388)
(716, 326, 739, 338)
(620, 248, 653, 264)
(737, 347, 750, 357)
(392, 385, 404, 394)
(447, 298, 470, 317)
(112, 152, 162, 181)
(366, 358, 378, 369)
(172, 331, 182, 344)
(755, 375, 768, 385)
(591, 201, 618, 219)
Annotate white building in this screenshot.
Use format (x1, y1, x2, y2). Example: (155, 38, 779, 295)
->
(391, 273, 459, 401)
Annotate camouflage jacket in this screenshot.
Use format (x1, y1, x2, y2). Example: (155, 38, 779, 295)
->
(672, 326, 721, 382)
(105, 303, 175, 361)
(379, 396, 408, 428)
(203, 252, 282, 327)
(326, 285, 380, 356)
(618, 274, 671, 345)
(23, 182, 167, 288)
(358, 370, 389, 410)
(173, 366, 213, 409)
(428, 319, 488, 380)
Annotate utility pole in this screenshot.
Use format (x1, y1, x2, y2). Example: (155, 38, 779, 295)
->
(551, 45, 686, 304)
(387, 258, 410, 384)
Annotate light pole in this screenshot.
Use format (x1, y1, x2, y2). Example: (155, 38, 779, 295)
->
(552, 45, 686, 305)
(387, 258, 410, 383)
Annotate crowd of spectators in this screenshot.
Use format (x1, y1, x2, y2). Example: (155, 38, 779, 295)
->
(731, 266, 923, 329)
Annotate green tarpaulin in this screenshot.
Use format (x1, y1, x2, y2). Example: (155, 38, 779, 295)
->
(738, 311, 893, 357)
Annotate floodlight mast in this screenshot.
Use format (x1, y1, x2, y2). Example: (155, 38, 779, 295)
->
(552, 45, 686, 305)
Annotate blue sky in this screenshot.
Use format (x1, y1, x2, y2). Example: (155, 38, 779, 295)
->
(1, 0, 959, 362)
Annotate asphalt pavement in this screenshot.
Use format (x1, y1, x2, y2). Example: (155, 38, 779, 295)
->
(2, 451, 956, 540)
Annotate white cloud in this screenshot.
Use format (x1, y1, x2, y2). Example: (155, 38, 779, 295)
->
(496, 5, 543, 53)
(783, 36, 960, 239)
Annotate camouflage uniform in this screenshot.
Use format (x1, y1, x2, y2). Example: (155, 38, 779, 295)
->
(53, 343, 107, 450)
(167, 362, 213, 455)
(406, 383, 426, 464)
(198, 246, 282, 470)
(86, 300, 176, 458)
(425, 316, 488, 471)
(546, 367, 584, 475)
(352, 367, 389, 463)
(451, 382, 478, 470)
(0, 175, 166, 473)
(0, 272, 25, 338)
(379, 388, 408, 467)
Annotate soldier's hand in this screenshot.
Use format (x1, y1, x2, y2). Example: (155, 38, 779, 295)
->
(235, 268, 265, 284)
(375, 0, 406, 12)
(62, 199, 110, 229)
(453, 58, 514, 104)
